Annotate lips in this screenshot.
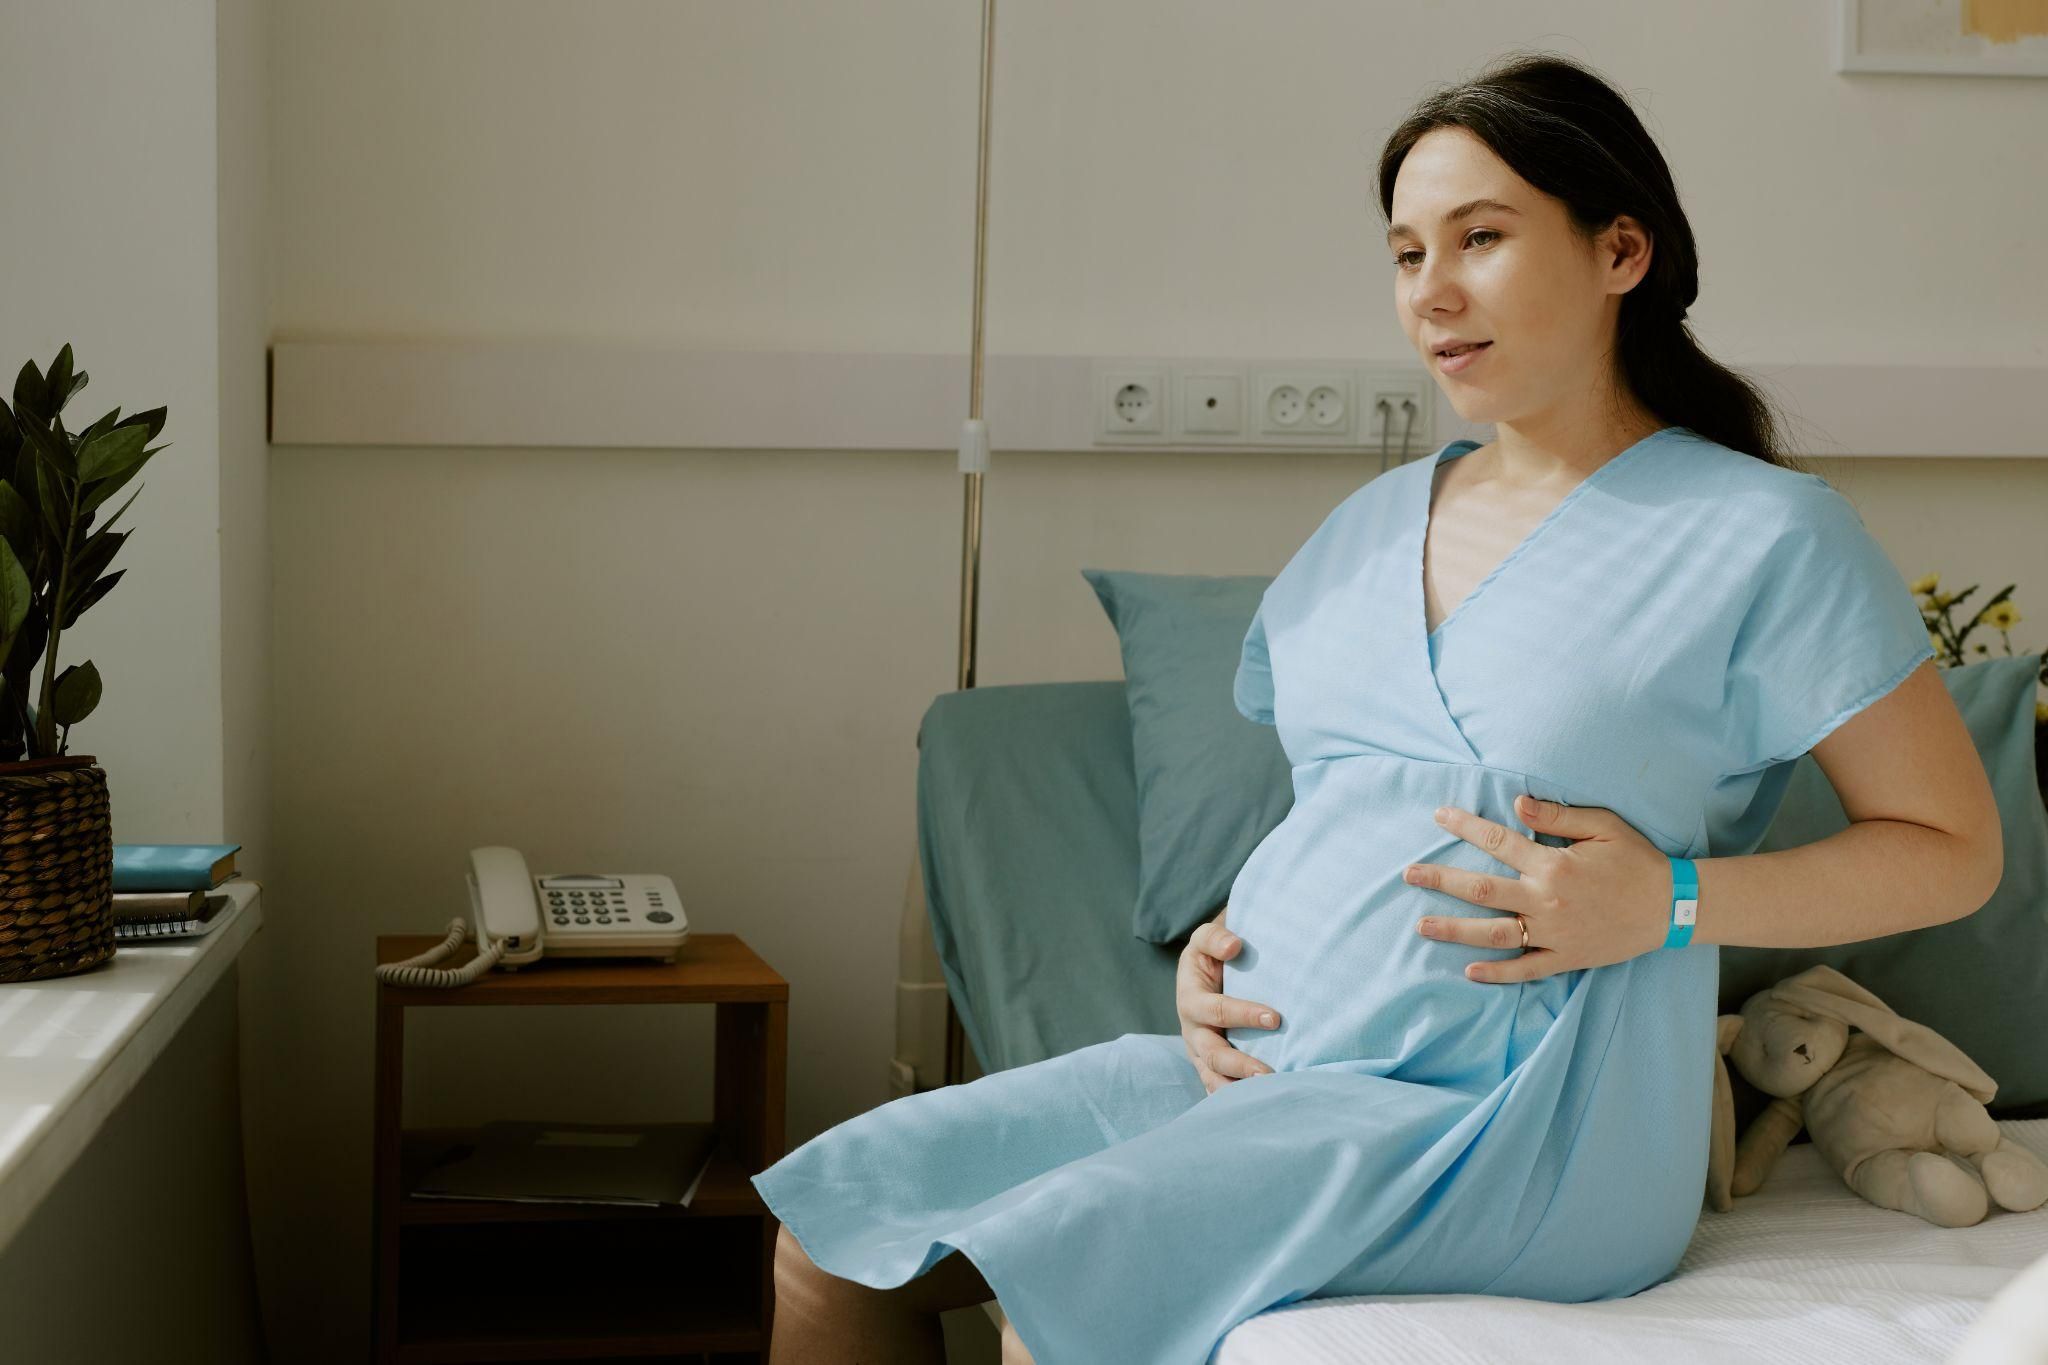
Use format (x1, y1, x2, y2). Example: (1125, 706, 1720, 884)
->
(1434, 340, 1492, 375)
(1434, 341, 1491, 357)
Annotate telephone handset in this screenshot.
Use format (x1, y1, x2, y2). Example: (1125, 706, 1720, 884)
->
(374, 846, 689, 988)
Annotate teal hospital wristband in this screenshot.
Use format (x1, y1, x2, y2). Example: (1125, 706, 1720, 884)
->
(1663, 856, 1698, 950)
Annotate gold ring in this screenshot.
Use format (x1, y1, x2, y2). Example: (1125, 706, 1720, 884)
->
(1517, 914, 1530, 950)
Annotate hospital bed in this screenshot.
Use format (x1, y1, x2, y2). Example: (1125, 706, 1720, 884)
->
(890, 678, 2048, 1363)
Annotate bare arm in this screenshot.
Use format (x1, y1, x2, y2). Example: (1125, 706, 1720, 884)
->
(1695, 661, 2003, 947)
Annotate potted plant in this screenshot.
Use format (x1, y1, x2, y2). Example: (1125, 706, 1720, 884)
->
(1912, 573, 2048, 812)
(0, 344, 166, 982)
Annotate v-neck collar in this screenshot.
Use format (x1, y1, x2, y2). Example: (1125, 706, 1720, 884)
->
(1418, 425, 1676, 652)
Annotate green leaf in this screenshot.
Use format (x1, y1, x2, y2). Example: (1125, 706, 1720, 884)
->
(33, 453, 67, 541)
(0, 538, 28, 638)
(79, 477, 140, 526)
(0, 403, 19, 487)
(77, 464, 141, 517)
(15, 413, 75, 480)
(9, 603, 48, 684)
(0, 480, 30, 559)
(47, 346, 72, 413)
(73, 407, 120, 450)
(112, 406, 166, 443)
(50, 660, 100, 727)
(61, 570, 123, 629)
(65, 528, 124, 599)
(12, 360, 47, 425)
(75, 424, 148, 484)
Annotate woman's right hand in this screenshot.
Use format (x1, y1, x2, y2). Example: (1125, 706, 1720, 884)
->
(1177, 917, 1281, 1094)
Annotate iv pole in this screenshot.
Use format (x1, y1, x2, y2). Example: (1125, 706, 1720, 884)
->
(923, 5, 1428, 1086)
(943, 0, 998, 1089)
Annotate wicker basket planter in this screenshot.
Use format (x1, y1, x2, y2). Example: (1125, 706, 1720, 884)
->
(0, 755, 114, 983)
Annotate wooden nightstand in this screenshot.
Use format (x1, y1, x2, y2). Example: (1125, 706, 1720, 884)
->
(371, 933, 788, 1363)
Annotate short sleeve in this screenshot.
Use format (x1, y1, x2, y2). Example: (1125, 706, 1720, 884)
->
(1233, 600, 1276, 726)
(1722, 477, 1935, 775)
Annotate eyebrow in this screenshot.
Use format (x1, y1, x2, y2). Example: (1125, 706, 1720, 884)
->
(1385, 198, 1522, 245)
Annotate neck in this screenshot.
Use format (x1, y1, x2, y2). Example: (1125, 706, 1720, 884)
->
(1487, 400, 1665, 489)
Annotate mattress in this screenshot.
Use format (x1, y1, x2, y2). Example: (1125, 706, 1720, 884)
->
(1212, 1118, 2048, 1364)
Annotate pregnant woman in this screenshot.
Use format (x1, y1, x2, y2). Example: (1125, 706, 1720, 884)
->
(755, 51, 2004, 1365)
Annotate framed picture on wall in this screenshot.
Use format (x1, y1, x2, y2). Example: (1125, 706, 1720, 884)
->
(1835, 0, 2048, 76)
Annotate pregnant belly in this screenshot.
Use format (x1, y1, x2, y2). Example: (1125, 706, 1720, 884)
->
(1222, 756, 1578, 1084)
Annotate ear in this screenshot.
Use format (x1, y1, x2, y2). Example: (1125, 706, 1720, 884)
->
(1707, 1015, 1741, 1212)
(1768, 971, 1996, 1104)
(1776, 963, 1885, 1010)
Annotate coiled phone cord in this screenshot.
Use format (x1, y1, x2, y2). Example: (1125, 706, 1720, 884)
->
(373, 918, 508, 988)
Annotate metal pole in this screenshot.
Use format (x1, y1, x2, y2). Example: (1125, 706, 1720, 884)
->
(945, 0, 998, 1089)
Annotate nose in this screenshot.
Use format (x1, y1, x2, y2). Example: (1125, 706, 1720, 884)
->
(1405, 266, 1462, 331)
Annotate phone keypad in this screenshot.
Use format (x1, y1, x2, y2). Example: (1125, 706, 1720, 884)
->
(545, 887, 634, 929)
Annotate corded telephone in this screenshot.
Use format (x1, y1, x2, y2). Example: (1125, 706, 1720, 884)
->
(374, 846, 690, 988)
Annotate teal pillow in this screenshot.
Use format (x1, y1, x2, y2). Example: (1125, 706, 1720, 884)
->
(1078, 567, 2048, 1112)
(1719, 653, 2048, 1117)
(1081, 570, 1293, 944)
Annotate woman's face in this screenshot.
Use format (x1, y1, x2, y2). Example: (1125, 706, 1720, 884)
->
(1387, 126, 1650, 430)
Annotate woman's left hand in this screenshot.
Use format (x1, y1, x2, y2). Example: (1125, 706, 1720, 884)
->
(1406, 794, 1674, 982)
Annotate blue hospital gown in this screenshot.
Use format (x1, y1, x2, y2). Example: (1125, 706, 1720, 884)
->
(750, 424, 1935, 1364)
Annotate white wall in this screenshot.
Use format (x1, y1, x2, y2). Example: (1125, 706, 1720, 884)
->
(256, 3, 2048, 1357)
(0, 0, 226, 837)
(2, 0, 273, 1356)
(216, 0, 281, 1351)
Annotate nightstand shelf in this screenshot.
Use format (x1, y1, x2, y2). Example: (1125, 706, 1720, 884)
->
(372, 933, 788, 1364)
(397, 1128, 767, 1224)
(394, 1218, 761, 1363)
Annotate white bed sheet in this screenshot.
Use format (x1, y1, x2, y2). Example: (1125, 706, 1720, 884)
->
(1213, 1118, 2048, 1365)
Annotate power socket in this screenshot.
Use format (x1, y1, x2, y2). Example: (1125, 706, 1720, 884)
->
(1252, 369, 1354, 440)
(1089, 360, 1430, 450)
(1095, 365, 1167, 440)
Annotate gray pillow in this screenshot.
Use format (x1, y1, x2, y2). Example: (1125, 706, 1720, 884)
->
(1719, 653, 2048, 1117)
(1081, 570, 1292, 944)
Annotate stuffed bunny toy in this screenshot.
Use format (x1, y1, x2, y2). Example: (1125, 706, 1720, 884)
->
(1707, 963, 2048, 1227)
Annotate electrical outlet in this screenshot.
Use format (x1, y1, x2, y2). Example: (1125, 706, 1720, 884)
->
(1304, 384, 1346, 430)
(1089, 360, 1428, 451)
(1252, 370, 1354, 440)
(1095, 365, 1167, 440)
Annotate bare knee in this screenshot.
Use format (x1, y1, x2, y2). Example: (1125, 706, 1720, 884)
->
(1000, 1313, 1036, 1365)
(775, 1222, 836, 1300)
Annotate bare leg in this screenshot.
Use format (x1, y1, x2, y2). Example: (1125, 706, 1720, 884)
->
(1000, 1313, 1038, 1364)
(770, 1222, 1006, 1365)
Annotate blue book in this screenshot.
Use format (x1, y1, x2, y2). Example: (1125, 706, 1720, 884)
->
(112, 844, 242, 893)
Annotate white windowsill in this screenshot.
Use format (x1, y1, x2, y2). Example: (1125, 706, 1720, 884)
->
(0, 880, 263, 1253)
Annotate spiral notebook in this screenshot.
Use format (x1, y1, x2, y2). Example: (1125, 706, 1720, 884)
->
(112, 893, 232, 941)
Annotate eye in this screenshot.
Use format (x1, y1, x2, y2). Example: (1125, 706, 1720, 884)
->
(1392, 228, 1501, 271)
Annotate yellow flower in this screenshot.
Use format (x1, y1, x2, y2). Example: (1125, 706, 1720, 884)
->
(1927, 630, 1944, 652)
(1983, 600, 2021, 631)
(2038, 700, 2048, 725)
(1932, 591, 1955, 609)
(1910, 573, 1940, 596)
